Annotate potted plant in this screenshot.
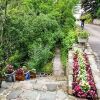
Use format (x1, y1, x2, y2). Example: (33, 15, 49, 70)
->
(5, 64, 16, 82)
(78, 30, 89, 43)
(23, 66, 30, 80)
(16, 67, 24, 81)
(29, 68, 36, 78)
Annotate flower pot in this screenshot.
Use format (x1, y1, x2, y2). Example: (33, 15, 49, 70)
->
(24, 71, 30, 80)
(5, 71, 16, 82)
(78, 37, 88, 43)
(30, 72, 36, 78)
(16, 74, 25, 81)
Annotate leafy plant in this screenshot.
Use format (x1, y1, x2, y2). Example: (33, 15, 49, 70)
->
(96, 8, 100, 18)
(81, 13, 93, 24)
(41, 61, 53, 74)
(79, 31, 89, 39)
(16, 68, 24, 75)
(5, 64, 14, 74)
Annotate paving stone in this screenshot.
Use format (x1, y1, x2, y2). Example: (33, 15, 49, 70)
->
(0, 95, 6, 100)
(97, 89, 100, 99)
(46, 83, 57, 91)
(19, 90, 39, 100)
(7, 89, 24, 100)
(19, 81, 33, 90)
(39, 91, 56, 100)
(53, 48, 64, 76)
(68, 95, 77, 100)
(56, 90, 68, 100)
(1, 81, 13, 89)
(32, 83, 44, 91)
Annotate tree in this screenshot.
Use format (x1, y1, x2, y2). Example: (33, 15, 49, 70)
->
(81, 0, 100, 18)
(0, 0, 78, 71)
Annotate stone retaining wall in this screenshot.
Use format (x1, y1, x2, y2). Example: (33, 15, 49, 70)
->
(93, 19, 100, 25)
(67, 50, 73, 95)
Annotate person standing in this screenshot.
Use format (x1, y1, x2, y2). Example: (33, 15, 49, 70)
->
(81, 18, 85, 29)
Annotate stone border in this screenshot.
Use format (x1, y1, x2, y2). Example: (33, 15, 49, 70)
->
(93, 19, 100, 26)
(67, 50, 73, 95)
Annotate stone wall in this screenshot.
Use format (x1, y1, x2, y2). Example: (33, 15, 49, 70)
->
(93, 19, 100, 25)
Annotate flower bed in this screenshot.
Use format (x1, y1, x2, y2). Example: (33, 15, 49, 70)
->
(72, 51, 97, 99)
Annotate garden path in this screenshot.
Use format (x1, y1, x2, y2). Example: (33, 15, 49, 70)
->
(84, 24, 100, 70)
(53, 48, 64, 76)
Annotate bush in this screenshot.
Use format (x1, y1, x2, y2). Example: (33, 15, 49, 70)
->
(28, 43, 54, 71)
(78, 30, 89, 39)
(60, 30, 77, 72)
(27, 15, 60, 71)
(96, 8, 100, 19)
(61, 47, 67, 69)
(41, 61, 53, 74)
(81, 13, 93, 23)
(62, 30, 77, 50)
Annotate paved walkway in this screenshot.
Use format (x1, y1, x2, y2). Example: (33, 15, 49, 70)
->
(53, 48, 64, 76)
(84, 24, 100, 70)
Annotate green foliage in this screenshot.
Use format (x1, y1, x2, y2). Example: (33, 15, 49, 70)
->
(41, 61, 53, 74)
(81, 13, 93, 23)
(78, 30, 89, 39)
(81, 0, 100, 18)
(28, 43, 54, 71)
(61, 48, 67, 69)
(60, 30, 77, 71)
(96, 8, 100, 18)
(62, 30, 77, 50)
(0, 0, 78, 72)
(7, 50, 21, 64)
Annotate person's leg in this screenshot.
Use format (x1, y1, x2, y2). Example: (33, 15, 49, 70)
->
(81, 22, 84, 29)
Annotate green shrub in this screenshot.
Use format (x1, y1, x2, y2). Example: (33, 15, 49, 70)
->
(41, 61, 53, 74)
(62, 30, 77, 50)
(78, 30, 89, 39)
(96, 8, 100, 18)
(60, 30, 77, 72)
(28, 43, 54, 71)
(81, 13, 93, 23)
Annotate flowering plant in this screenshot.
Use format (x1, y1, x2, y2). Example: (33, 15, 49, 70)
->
(16, 67, 24, 75)
(72, 51, 97, 99)
(6, 64, 14, 74)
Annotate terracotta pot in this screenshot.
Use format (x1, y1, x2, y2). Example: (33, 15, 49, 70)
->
(16, 75, 25, 81)
(24, 71, 30, 80)
(30, 72, 36, 78)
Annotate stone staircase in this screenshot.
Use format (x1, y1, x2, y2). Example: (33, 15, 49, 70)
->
(0, 77, 69, 100)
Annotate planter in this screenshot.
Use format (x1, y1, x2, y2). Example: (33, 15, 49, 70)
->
(30, 72, 36, 78)
(5, 71, 16, 82)
(78, 37, 88, 43)
(24, 71, 30, 80)
(16, 74, 25, 81)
